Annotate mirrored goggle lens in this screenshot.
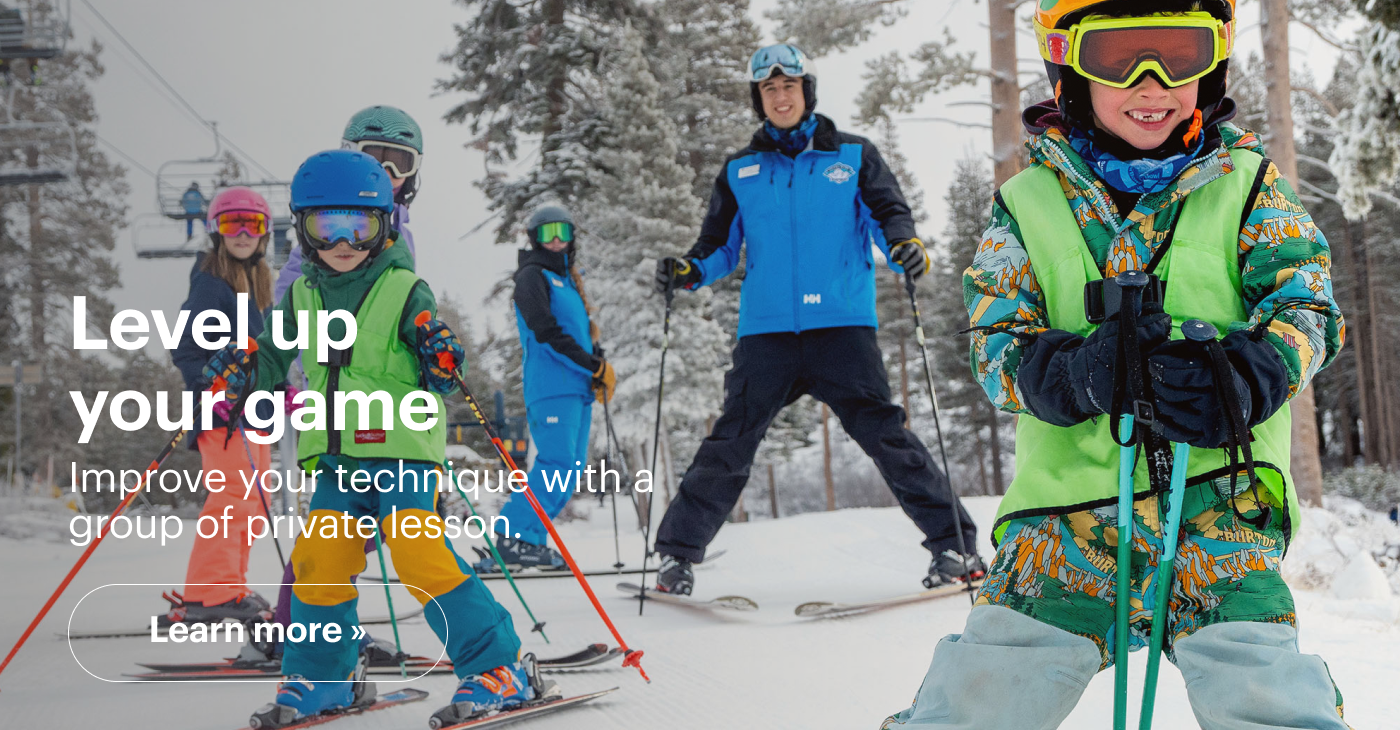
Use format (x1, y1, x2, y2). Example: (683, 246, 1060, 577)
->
(750, 45, 806, 82)
(303, 209, 382, 250)
(360, 143, 420, 178)
(1077, 25, 1218, 87)
(216, 212, 268, 237)
(535, 221, 574, 244)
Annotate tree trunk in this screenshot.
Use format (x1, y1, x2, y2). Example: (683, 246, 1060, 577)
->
(542, 0, 567, 154)
(822, 403, 835, 511)
(1261, 0, 1323, 506)
(1362, 223, 1394, 466)
(988, 0, 1024, 185)
(987, 402, 1006, 494)
(1333, 218, 1375, 465)
(973, 421, 989, 495)
(768, 462, 779, 519)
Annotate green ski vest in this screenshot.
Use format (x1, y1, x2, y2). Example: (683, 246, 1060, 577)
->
(291, 268, 446, 467)
(992, 148, 1297, 544)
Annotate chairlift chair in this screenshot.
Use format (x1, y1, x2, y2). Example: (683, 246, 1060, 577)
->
(132, 213, 206, 259)
(0, 118, 76, 186)
(0, 1, 69, 61)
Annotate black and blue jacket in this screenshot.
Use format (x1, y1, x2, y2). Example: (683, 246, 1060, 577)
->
(513, 248, 598, 406)
(686, 114, 919, 337)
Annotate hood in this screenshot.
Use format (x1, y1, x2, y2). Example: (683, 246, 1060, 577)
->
(518, 246, 570, 276)
(300, 231, 415, 291)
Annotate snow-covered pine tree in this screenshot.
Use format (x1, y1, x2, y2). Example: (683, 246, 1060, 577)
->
(578, 22, 730, 488)
(438, 0, 634, 241)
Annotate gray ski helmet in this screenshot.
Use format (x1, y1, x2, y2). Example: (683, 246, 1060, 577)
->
(526, 205, 575, 251)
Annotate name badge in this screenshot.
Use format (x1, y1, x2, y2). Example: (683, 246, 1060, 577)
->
(738, 164, 760, 179)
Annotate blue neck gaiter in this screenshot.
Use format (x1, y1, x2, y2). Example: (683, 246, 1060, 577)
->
(766, 114, 818, 157)
(1068, 127, 1206, 195)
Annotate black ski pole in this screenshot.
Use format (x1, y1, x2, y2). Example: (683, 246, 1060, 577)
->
(640, 275, 676, 615)
(237, 426, 287, 573)
(903, 271, 975, 604)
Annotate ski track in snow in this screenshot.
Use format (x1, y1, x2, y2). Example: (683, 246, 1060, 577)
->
(1, 496, 1396, 728)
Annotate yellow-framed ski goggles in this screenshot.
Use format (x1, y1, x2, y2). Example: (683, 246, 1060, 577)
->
(1036, 12, 1234, 89)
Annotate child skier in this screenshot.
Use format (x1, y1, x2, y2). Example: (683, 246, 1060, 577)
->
(204, 150, 552, 729)
(474, 204, 614, 573)
(884, 1, 1348, 728)
(158, 187, 280, 629)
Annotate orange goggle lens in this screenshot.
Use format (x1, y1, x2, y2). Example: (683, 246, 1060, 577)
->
(215, 212, 269, 237)
(1077, 25, 1219, 87)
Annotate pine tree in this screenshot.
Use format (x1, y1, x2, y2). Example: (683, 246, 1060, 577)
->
(438, 0, 636, 241)
(578, 22, 730, 487)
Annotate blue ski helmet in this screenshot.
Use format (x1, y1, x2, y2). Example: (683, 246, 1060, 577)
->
(290, 150, 394, 213)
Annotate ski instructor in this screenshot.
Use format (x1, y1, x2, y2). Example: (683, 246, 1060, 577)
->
(649, 43, 983, 596)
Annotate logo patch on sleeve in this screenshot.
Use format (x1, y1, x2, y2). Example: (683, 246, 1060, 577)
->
(550, 278, 564, 287)
(354, 430, 387, 444)
(738, 164, 761, 179)
(823, 163, 855, 184)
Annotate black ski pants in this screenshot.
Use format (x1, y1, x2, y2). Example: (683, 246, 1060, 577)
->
(654, 326, 978, 563)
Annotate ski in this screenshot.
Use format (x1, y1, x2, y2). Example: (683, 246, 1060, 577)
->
(131, 643, 620, 680)
(433, 687, 617, 729)
(371, 549, 728, 583)
(242, 688, 429, 730)
(794, 580, 983, 618)
(615, 582, 758, 612)
(64, 608, 423, 641)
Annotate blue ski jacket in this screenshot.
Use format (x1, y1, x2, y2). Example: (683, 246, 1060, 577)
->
(513, 248, 599, 406)
(685, 114, 919, 337)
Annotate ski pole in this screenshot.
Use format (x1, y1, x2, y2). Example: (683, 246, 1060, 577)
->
(604, 395, 644, 528)
(370, 522, 408, 679)
(0, 425, 190, 681)
(443, 459, 550, 643)
(602, 398, 624, 570)
(902, 272, 975, 604)
(416, 312, 649, 682)
(641, 277, 676, 615)
(237, 426, 287, 573)
(1140, 440, 1190, 728)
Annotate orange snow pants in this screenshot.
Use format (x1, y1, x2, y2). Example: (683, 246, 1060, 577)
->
(182, 429, 271, 606)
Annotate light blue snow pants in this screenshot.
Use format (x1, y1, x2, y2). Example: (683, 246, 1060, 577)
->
(880, 605, 1351, 730)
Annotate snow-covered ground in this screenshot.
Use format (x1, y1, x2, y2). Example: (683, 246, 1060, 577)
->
(1, 494, 1397, 729)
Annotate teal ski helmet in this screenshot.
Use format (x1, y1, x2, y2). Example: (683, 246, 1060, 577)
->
(342, 105, 423, 205)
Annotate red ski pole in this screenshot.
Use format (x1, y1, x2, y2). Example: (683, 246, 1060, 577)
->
(0, 425, 190, 681)
(415, 312, 649, 682)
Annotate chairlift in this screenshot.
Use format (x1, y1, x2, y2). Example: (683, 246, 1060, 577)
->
(0, 1, 69, 61)
(0, 117, 76, 186)
(132, 213, 207, 259)
(155, 125, 229, 222)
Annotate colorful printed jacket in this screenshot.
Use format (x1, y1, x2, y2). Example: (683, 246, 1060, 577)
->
(965, 108, 1344, 414)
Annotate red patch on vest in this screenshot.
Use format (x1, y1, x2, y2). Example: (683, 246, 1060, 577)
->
(354, 430, 387, 444)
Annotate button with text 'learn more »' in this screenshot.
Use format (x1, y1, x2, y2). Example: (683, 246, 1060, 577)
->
(66, 583, 446, 682)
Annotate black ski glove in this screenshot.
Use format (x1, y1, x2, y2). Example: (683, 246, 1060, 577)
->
(889, 238, 929, 281)
(653, 257, 701, 294)
(1016, 311, 1172, 427)
(1147, 329, 1291, 448)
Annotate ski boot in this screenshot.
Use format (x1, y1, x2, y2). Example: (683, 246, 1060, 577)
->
(471, 537, 565, 573)
(922, 550, 988, 589)
(428, 654, 557, 728)
(156, 589, 272, 628)
(249, 654, 375, 729)
(655, 555, 694, 596)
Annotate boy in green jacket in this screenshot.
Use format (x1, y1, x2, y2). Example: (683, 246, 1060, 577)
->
(884, 1, 1349, 728)
(205, 150, 553, 729)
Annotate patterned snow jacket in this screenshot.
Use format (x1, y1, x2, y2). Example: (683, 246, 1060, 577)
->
(965, 102, 1344, 415)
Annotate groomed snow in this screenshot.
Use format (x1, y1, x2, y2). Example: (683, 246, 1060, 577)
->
(0, 495, 1396, 728)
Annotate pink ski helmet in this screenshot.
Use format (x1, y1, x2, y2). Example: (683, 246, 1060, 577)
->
(207, 186, 273, 232)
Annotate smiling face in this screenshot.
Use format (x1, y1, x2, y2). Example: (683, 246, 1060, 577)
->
(320, 240, 370, 272)
(1090, 74, 1199, 150)
(759, 74, 806, 129)
(541, 236, 569, 253)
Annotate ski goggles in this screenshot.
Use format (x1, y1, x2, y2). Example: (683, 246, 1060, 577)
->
(749, 43, 811, 83)
(1037, 12, 1233, 89)
(534, 221, 574, 244)
(342, 139, 422, 179)
(299, 208, 386, 251)
(214, 211, 269, 238)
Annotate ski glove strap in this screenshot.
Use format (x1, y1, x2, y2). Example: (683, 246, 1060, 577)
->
(416, 318, 467, 395)
(653, 257, 701, 294)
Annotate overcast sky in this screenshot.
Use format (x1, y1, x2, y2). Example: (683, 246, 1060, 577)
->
(79, 0, 1339, 341)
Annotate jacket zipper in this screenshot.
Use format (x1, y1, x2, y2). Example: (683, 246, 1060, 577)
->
(789, 153, 801, 333)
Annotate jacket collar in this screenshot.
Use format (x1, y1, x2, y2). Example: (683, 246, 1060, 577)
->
(748, 113, 841, 155)
(518, 246, 570, 276)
